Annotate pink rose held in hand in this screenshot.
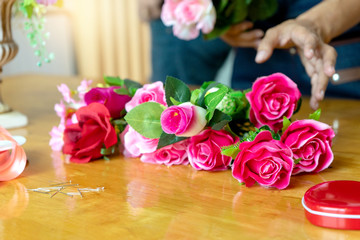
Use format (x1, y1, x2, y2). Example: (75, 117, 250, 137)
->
(187, 129, 237, 171)
(161, 0, 216, 40)
(246, 73, 301, 132)
(232, 131, 294, 189)
(161, 102, 207, 137)
(281, 119, 335, 175)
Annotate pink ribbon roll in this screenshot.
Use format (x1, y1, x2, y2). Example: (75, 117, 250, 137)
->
(0, 127, 27, 181)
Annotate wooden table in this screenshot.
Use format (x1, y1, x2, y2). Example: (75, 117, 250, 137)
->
(1, 74, 360, 239)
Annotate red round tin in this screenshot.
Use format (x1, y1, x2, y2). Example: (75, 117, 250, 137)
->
(302, 180, 360, 230)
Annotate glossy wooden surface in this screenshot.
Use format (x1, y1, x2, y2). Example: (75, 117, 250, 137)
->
(1, 74, 360, 240)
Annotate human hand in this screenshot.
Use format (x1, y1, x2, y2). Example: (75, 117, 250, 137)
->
(137, 0, 163, 21)
(221, 21, 264, 48)
(255, 19, 337, 110)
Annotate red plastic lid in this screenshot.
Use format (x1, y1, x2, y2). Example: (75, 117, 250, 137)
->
(303, 180, 360, 229)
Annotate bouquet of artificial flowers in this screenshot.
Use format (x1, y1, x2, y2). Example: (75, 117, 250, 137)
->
(161, 0, 278, 40)
(50, 73, 335, 190)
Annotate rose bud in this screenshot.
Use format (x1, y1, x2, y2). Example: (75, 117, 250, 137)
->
(160, 102, 207, 137)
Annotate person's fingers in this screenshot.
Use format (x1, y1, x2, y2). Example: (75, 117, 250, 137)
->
(139, 6, 150, 21)
(310, 73, 320, 110)
(314, 59, 328, 101)
(255, 28, 281, 63)
(321, 44, 337, 77)
(309, 58, 328, 110)
(290, 26, 319, 59)
(138, 0, 162, 21)
(299, 50, 316, 77)
(150, 4, 162, 19)
(226, 21, 254, 36)
(223, 30, 263, 47)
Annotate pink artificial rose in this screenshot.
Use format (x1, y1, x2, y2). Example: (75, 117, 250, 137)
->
(187, 129, 237, 171)
(232, 131, 294, 189)
(161, 102, 207, 137)
(246, 73, 301, 132)
(36, 0, 58, 6)
(161, 0, 216, 40)
(140, 140, 189, 166)
(125, 81, 167, 112)
(84, 86, 131, 119)
(120, 125, 159, 158)
(281, 119, 335, 175)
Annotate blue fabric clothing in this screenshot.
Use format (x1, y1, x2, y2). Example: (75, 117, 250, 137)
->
(150, 19, 231, 85)
(232, 0, 360, 98)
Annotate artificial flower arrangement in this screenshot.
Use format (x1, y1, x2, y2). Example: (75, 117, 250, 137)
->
(161, 0, 278, 40)
(14, 0, 62, 66)
(50, 72, 335, 190)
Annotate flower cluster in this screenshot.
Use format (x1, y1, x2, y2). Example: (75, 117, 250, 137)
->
(15, 0, 62, 66)
(50, 73, 335, 189)
(161, 0, 278, 40)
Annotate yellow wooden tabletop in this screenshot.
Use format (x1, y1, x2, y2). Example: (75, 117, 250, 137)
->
(1, 74, 360, 240)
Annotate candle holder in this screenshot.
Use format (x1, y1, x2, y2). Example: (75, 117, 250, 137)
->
(0, 0, 28, 129)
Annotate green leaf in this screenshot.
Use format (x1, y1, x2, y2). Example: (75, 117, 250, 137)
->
(204, 26, 230, 40)
(101, 145, 116, 156)
(114, 88, 129, 95)
(208, 110, 232, 130)
(170, 97, 181, 106)
(124, 102, 165, 139)
(294, 158, 302, 165)
(206, 109, 215, 122)
(219, 0, 230, 12)
(294, 98, 302, 114)
(24, 0, 35, 5)
(112, 118, 127, 134)
(272, 132, 281, 140)
(157, 132, 188, 149)
(230, 0, 248, 23)
(124, 78, 142, 90)
(165, 76, 191, 106)
(104, 76, 124, 86)
(197, 82, 220, 107)
(248, 0, 278, 21)
(309, 109, 321, 121)
(221, 141, 241, 159)
(23, 5, 34, 18)
(282, 116, 292, 133)
(204, 86, 228, 110)
(190, 89, 202, 105)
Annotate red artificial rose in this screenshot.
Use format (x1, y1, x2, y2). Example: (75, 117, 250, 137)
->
(63, 103, 117, 163)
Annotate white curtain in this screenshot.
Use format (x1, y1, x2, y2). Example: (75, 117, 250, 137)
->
(67, 0, 150, 84)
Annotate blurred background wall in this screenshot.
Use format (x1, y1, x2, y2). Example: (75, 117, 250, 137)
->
(3, 0, 151, 84)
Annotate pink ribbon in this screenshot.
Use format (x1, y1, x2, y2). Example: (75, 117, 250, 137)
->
(0, 127, 27, 181)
